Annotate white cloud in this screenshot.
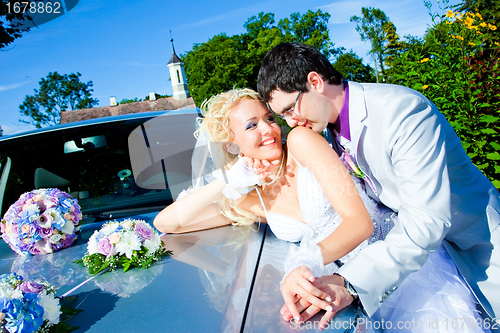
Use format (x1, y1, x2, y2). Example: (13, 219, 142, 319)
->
(0, 81, 30, 92)
(173, 1, 270, 31)
(317, 0, 458, 61)
(318, 0, 368, 25)
(97, 61, 163, 67)
(1, 123, 36, 136)
(320, 0, 450, 38)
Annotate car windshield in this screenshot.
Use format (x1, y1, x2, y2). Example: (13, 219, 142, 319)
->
(0, 111, 197, 223)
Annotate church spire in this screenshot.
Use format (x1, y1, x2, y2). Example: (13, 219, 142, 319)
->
(167, 30, 190, 100)
(168, 30, 182, 65)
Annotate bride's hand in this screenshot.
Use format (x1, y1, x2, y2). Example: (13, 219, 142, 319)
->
(240, 156, 280, 182)
(281, 274, 355, 328)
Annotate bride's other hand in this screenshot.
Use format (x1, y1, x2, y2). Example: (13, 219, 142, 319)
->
(313, 274, 355, 328)
(280, 298, 323, 323)
(239, 156, 280, 181)
(280, 266, 333, 323)
(281, 274, 355, 328)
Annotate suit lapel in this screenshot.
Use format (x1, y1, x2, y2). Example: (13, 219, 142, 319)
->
(347, 82, 368, 161)
(346, 82, 379, 197)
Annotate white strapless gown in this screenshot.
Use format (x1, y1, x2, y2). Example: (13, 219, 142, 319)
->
(261, 162, 488, 333)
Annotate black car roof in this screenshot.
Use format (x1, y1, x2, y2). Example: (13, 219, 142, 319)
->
(0, 108, 200, 142)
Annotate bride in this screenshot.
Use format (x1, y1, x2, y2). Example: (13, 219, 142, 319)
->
(153, 88, 484, 332)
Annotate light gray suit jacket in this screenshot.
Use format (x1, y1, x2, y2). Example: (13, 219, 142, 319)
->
(336, 82, 500, 317)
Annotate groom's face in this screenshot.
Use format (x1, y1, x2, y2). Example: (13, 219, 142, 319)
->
(267, 89, 330, 133)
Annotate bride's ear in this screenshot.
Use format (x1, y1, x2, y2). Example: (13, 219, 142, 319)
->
(222, 143, 240, 155)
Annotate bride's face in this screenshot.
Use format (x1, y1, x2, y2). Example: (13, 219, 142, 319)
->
(228, 99, 282, 161)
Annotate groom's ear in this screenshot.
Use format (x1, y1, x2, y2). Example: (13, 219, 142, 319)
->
(307, 71, 325, 93)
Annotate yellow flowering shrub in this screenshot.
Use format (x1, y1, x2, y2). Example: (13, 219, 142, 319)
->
(387, 0, 500, 188)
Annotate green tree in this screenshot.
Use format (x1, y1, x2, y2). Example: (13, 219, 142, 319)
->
(350, 7, 390, 82)
(184, 34, 249, 106)
(383, 21, 409, 79)
(144, 92, 171, 100)
(119, 97, 142, 104)
(333, 50, 376, 82)
(183, 10, 336, 106)
(19, 72, 98, 128)
(242, 12, 285, 91)
(278, 10, 335, 58)
(0, 0, 32, 49)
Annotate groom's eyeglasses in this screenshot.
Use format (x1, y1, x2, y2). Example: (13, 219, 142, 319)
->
(267, 91, 302, 119)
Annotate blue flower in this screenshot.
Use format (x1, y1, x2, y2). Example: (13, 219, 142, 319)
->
(4, 293, 44, 333)
(60, 198, 73, 211)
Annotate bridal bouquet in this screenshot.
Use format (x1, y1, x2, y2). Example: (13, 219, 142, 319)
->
(77, 219, 170, 275)
(1, 189, 82, 256)
(0, 273, 79, 333)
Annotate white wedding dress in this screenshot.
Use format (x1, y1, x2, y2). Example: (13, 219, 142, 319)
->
(258, 159, 488, 333)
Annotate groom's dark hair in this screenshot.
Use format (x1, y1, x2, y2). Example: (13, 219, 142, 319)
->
(257, 42, 343, 102)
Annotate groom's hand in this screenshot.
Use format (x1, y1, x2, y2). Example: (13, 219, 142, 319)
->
(280, 266, 333, 323)
(281, 274, 354, 328)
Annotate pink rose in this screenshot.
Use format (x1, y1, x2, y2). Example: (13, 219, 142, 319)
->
(39, 227, 53, 239)
(134, 223, 153, 241)
(29, 246, 42, 255)
(97, 237, 114, 256)
(20, 281, 44, 293)
(43, 198, 57, 209)
(61, 234, 75, 248)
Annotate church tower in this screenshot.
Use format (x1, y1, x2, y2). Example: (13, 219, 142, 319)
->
(167, 35, 190, 100)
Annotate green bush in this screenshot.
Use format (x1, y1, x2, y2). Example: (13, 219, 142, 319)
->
(388, 3, 500, 188)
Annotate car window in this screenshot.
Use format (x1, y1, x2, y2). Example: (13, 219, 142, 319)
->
(0, 112, 197, 222)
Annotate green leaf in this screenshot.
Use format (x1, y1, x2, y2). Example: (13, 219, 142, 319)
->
(495, 164, 500, 174)
(481, 128, 497, 135)
(479, 115, 499, 123)
(477, 162, 489, 170)
(468, 152, 478, 159)
(487, 152, 500, 161)
(490, 142, 500, 150)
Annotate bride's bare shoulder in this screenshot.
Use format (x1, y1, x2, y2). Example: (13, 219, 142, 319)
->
(286, 127, 333, 158)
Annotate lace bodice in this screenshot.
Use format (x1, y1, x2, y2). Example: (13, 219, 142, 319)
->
(260, 160, 395, 264)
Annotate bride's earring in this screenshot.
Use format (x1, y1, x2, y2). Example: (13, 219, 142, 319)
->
(223, 143, 240, 155)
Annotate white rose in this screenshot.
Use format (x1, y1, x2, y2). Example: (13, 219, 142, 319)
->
(25, 203, 40, 215)
(49, 234, 62, 244)
(101, 222, 119, 236)
(87, 231, 99, 255)
(144, 233, 161, 256)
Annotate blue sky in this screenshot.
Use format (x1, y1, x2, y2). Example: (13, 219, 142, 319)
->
(0, 0, 460, 135)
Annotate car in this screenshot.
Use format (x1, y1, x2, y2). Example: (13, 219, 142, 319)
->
(0, 109, 359, 332)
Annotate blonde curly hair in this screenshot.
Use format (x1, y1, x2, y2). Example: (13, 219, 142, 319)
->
(195, 88, 262, 227)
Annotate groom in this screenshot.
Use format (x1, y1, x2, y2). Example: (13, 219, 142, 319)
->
(257, 42, 500, 327)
